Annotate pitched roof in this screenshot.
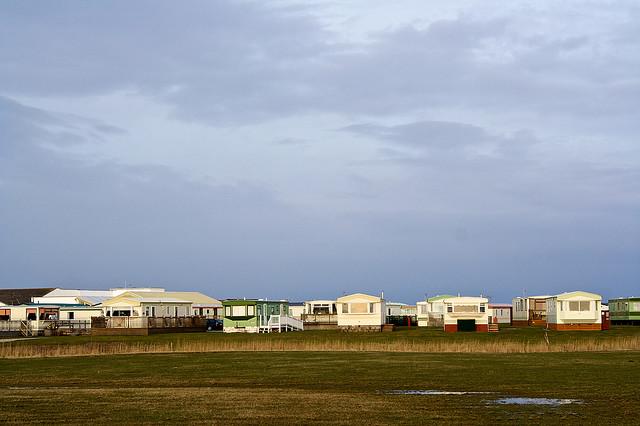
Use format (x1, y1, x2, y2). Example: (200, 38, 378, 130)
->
(554, 291, 601, 301)
(336, 293, 382, 302)
(100, 291, 221, 307)
(0, 288, 56, 305)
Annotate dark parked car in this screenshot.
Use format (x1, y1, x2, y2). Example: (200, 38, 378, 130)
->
(206, 318, 223, 331)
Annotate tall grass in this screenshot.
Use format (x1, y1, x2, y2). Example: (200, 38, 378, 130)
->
(2, 334, 639, 358)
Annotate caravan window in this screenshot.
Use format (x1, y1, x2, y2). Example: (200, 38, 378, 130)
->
(232, 305, 246, 317)
(247, 305, 255, 316)
(342, 303, 349, 314)
(351, 303, 368, 313)
(567, 301, 592, 312)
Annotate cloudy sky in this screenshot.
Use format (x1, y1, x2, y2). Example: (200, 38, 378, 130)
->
(1, 1, 638, 303)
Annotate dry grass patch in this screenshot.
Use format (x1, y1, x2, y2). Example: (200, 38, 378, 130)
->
(2, 331, 640, 358)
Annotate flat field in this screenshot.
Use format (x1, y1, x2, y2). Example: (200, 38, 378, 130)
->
(1, 327, 640, 424)
(1, 350, 639, 424)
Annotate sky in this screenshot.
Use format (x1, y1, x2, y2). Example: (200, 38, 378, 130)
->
(0, 0, 638, 303)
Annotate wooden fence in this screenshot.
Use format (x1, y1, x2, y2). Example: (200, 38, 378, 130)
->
(91, 316, 208, 335)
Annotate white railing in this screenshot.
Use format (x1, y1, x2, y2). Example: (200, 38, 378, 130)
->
(263, 315, 304, 332)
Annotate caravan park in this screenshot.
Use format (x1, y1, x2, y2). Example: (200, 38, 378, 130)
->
(1, 287, 640, 424)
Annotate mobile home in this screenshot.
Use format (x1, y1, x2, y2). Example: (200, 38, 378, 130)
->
(546, 291, 602, 331)
(608, 297, 640, 325)
(222, 299, 302, 333)
(336, 293, 386, 332)
(442, 296, 489, 332)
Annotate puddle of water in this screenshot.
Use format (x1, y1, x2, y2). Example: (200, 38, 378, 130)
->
(492, 397, 582, 406)
(382, 391, 583, 407)
(384, 390, 493, 395)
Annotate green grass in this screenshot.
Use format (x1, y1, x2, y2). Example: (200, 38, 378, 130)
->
(1, 350, 639, 424)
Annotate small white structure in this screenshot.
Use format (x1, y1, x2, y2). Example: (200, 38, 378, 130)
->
(58, 306, 104, 321)
(336, 293, 386, 331)
(546, 291, 602, 331)
(442, 296, 489, 332)
(288, 303, 305, 319)
(489, 303, 512, 325)
(386, 302, 405, 317)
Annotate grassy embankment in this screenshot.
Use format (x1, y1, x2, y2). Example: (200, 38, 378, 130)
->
(1, 350, 639, 424)
(1, 326, 640, 358)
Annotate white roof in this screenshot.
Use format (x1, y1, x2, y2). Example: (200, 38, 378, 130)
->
(34, 289, 114, 306)
(77, 295, 111, 305)
(41, 288, 113, 298)
(553, 291, 602, 301)
(110, 287, 166, 296)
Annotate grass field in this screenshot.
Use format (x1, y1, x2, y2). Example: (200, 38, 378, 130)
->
(2, 326, 640, 357)
(1, 350, 639, 424)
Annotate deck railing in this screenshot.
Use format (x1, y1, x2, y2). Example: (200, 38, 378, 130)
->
(301, 313, 338, 324)
(92, 316, 208, 329)
(261, 315, 304, 332)
(0, 320, 23, 332)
